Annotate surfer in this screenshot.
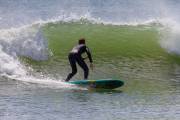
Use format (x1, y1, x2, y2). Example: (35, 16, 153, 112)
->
(65, 38, 93, 81)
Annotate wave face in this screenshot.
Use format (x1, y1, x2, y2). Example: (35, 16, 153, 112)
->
(0, 0, 180, 82)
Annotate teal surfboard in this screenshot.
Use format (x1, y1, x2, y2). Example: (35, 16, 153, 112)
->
(68, 79, 124, 89)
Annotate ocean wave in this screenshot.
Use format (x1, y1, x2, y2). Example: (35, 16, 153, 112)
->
(0, 0, 180, 80)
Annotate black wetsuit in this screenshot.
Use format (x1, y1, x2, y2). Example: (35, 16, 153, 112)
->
(65, 44, 93, 81)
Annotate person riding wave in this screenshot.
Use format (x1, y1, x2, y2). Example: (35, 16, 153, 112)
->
(65, 38, 93, 81)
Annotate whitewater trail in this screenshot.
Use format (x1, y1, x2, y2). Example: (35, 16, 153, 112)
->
(5, 74, 86, 90)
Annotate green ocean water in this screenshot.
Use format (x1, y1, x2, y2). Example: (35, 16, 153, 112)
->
(44, 22, 163, 58)
(43, 24, 164, 64)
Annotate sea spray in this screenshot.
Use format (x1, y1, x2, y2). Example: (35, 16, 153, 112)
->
(0, 45, 26, 76)
(159, 19, 180, 55)
(0, 24, 49, 77)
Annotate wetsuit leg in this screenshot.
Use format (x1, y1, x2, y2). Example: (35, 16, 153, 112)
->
(76, 56, 89, 80)
(65, 54, 77, 81)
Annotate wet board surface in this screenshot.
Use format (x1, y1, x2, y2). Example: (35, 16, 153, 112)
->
(68, 79, 124, 89)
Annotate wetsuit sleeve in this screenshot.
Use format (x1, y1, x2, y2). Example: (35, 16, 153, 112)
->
(85, 47, 93, 63)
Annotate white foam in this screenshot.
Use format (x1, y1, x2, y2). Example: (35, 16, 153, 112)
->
(0, 46, 26, 76)
(158, 19, 180, 55)
(0, 20, 51, 78)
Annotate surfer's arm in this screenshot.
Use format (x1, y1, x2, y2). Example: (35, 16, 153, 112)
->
(85, 47, 93, 63)
(85, 47, 93, 70)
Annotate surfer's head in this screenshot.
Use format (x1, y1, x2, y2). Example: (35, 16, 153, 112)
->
(78, 38, 85, 44)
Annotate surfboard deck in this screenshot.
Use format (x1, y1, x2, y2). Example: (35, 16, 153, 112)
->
(67, 79, 124, 89)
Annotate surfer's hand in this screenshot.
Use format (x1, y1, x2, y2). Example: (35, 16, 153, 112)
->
(90, 63, 94, 70)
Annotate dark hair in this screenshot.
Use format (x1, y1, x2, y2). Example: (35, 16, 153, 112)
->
(78, 38, 86, 44)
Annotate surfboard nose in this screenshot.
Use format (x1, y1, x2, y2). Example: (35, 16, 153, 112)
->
(103, 80, 124, 89)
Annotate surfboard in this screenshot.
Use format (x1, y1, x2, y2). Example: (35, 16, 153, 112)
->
(67, 79, 124, 89)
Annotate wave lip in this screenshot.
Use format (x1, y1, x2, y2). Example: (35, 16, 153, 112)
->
(0, 22, 50, 77)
